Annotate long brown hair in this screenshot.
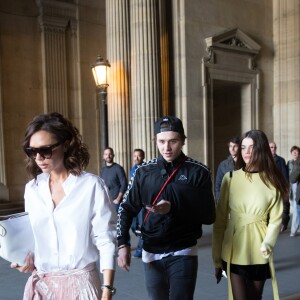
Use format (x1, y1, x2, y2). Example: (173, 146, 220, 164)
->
(236, 130, 289, 200)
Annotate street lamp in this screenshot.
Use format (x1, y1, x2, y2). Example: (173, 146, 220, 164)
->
(91, 55, 110, 157)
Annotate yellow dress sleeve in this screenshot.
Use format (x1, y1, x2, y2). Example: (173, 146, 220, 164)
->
(260, 190, 283, 257)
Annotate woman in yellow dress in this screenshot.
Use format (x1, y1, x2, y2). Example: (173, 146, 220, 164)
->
(212, 130, 289, 300)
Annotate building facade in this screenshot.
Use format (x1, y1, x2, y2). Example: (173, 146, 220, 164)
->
(0, 0, 299, 204)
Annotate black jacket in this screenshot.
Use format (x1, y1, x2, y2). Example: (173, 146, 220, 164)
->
(215, 155, 235, 201)
(117, 152, 216, 253)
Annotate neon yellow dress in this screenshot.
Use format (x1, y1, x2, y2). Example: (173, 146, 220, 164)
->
(212, 168, 283, 300)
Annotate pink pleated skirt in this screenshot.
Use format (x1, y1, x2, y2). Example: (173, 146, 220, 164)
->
(23, 263, 102, 300)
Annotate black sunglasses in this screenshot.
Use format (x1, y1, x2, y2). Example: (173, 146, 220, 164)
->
(24, 141, 63, 160)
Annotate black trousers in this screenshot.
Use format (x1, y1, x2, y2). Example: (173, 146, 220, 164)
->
(143, 255, 198, 300)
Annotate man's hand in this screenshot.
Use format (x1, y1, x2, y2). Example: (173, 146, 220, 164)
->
(113, 198, 120, 205)
(11, 252, 35, 273)
(117, 246, 131, 272)
(113, 192, 124, 205)
(145, 200, 171, 215)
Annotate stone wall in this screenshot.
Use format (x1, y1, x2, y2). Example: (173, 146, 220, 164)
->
(0, 0, 299, 202)
(0, 0, 107, 201)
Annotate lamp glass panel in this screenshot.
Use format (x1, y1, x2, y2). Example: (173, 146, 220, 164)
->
(93, 65, 107, 86)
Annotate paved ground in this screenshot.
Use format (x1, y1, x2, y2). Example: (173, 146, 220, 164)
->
(1, 225, 300, 299)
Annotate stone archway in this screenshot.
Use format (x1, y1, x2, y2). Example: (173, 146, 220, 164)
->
(202, 28, 260, 177)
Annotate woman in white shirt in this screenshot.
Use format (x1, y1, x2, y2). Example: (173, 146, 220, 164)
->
(12, 112, 117, 300)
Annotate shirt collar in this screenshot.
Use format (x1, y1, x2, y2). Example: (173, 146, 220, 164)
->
(158, 152, 186, 169)
(35, 172, 79, 196)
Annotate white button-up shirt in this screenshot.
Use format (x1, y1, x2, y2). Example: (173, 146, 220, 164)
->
(24, 171, 117, 273)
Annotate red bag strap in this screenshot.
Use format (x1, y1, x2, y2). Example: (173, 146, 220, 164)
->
(143, 156, 188, 223)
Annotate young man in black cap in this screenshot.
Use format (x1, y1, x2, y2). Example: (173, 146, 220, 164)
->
(117, 116, 216, 300)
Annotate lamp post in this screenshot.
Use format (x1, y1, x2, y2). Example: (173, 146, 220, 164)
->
(91, 55, 110, 157)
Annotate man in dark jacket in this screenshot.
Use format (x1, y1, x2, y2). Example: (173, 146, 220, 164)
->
(269, 142, 290, 231)
(269, 142, 289, 179)
(100, 147, 127, 212)
(215, 136, 240, 201)
(129, 148, 145, 258)
(117, 116, 216, 300)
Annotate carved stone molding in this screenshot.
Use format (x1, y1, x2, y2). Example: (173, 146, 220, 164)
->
(36, 0, 78, 115)
(222, 37, 247, 48)
(36, 0, 77, 29)
(204, 28, 260, 70)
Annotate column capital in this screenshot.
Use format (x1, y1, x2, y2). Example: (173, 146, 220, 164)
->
(36, 0, 78, 33)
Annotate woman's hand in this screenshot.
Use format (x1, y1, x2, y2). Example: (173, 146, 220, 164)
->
(10, 252, 35, 273)
(117, 246, 131, 272)
(101, 288, 113, 300)
(260, 245, 271, 258)
(215, 267, 223, 284)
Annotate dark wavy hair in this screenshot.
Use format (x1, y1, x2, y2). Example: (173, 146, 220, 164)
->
(235, 130, 289, 200)
(22, 112, 90, 178)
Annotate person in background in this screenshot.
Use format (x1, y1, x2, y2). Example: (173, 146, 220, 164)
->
(129, 148, 145, 258)
(287, 145, 300, 237)
(12, 112, 117, 299)
(269, 142, 289, 179)
(100, 147, 127, 212)
(129, 149, 145, 179)
(269, 142, 290, 232)
(215, 136, 240, 202)
(213, 130, 289, 300)
(117, 116, 216, 300)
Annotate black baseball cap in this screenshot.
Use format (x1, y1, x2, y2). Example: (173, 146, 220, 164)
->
(154, 116, 185, 136)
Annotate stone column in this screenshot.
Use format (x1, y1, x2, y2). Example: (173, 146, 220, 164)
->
(106, 0, 131, 173)
(65, 18, 82, 132)
(159, 0, 170, 115)
(130, 0, 162, 159)
(171, 0, 188, 148)
(36, 0, 78, 116)
(0, 57, 8, 200)
(273, 0, 300, 157)
(0, 58, 6, 187)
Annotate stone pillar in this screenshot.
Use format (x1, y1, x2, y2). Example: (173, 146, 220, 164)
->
(0, 56, 7, 191)
(106, 0, 131, 173)
(159, 0, 170, 115)
(36, 0, 78, 116)
(171, 0, 188, 143)
(130, 0, 162, 159)
(65, 17, 82, 132)
(0, 58, 8, 200)
(273, 0, 300, 157)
